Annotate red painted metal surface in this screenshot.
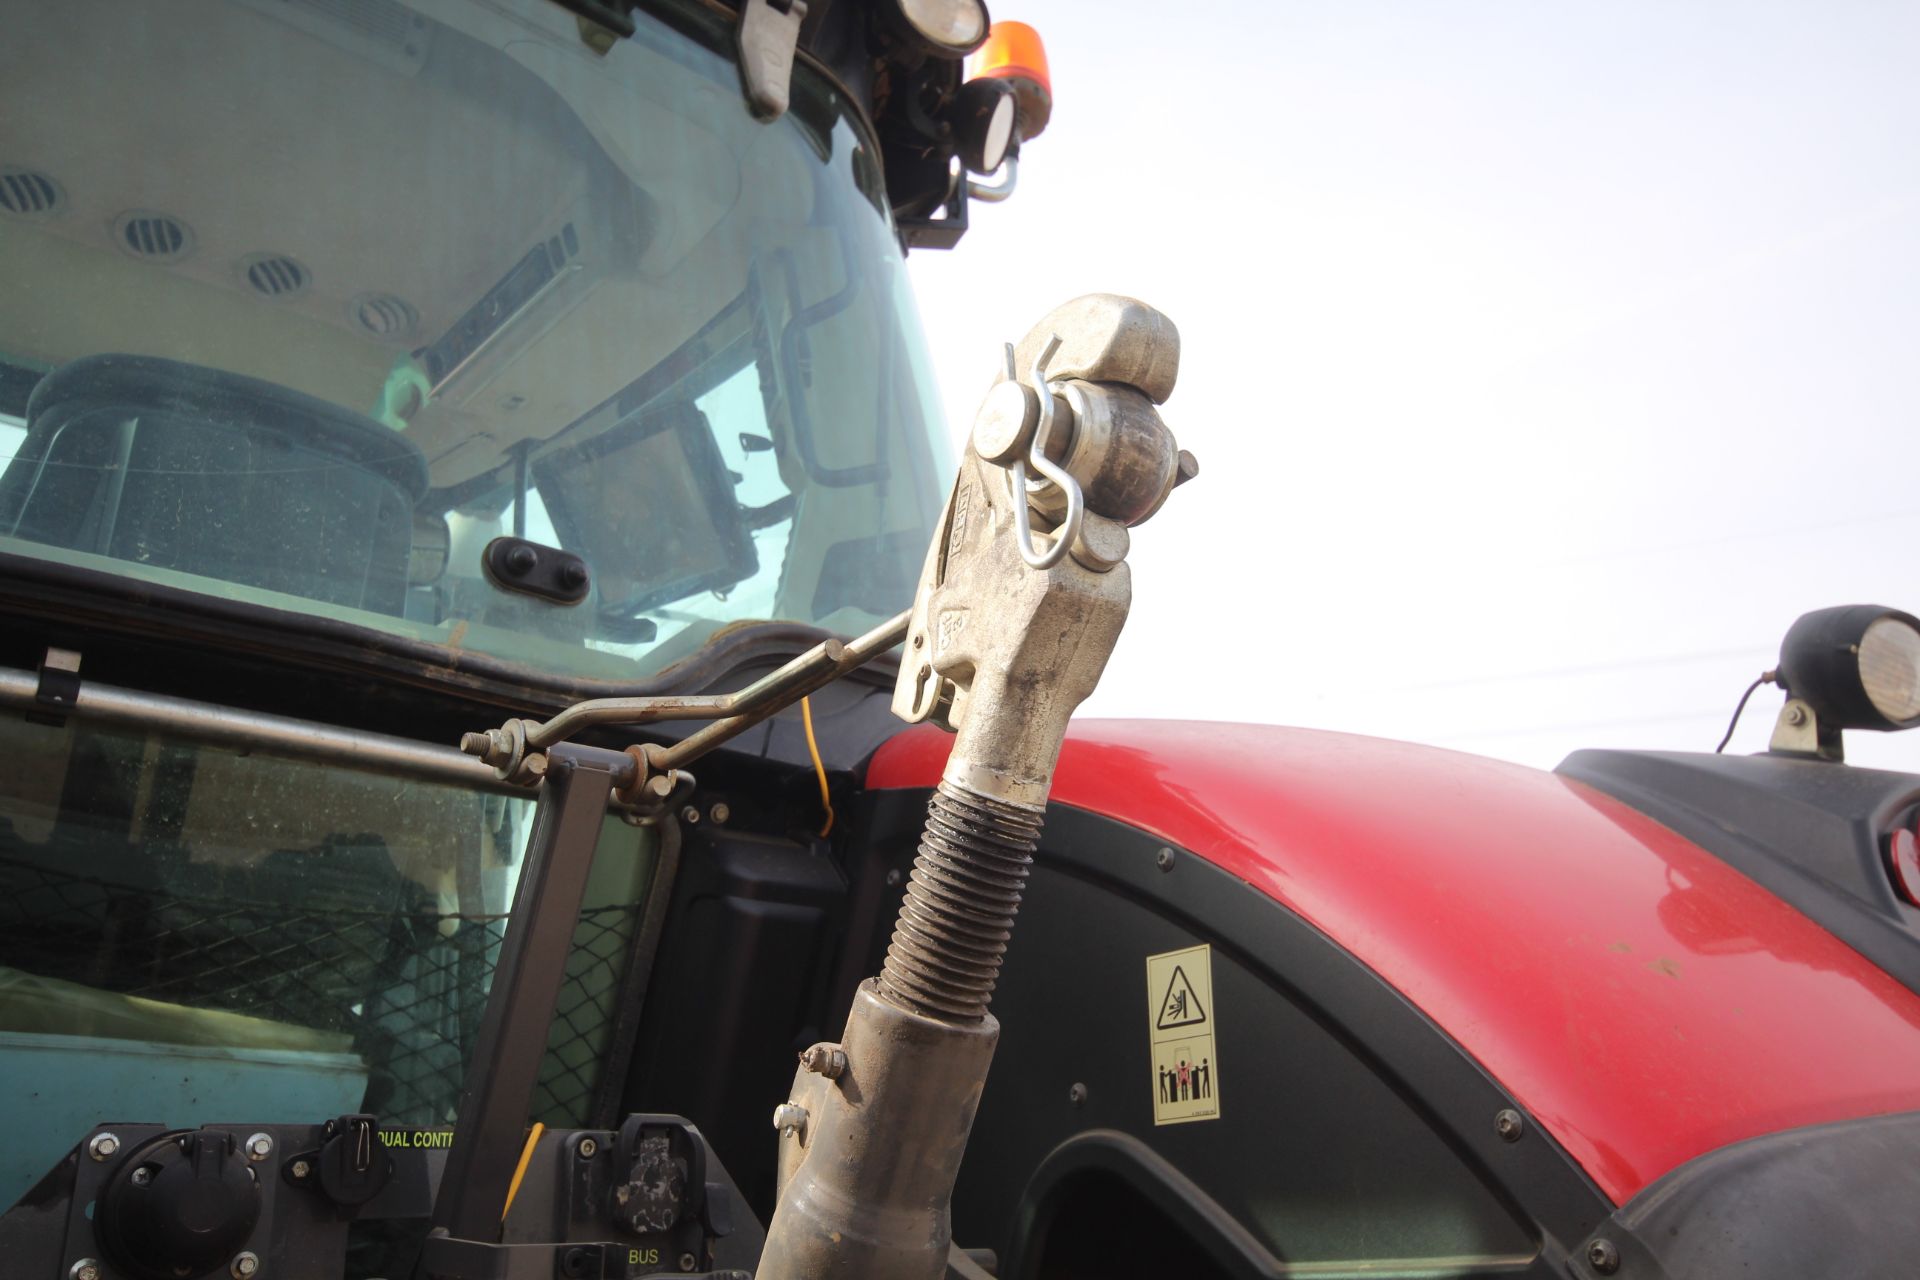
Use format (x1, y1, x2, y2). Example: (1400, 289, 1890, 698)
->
(867, 720, 1920, 1204)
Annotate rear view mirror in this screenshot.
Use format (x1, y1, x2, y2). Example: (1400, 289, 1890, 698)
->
(531, 401, 756, 619)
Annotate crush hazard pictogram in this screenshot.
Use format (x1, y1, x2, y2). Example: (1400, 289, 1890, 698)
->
(1144, 944, 1220, 1125)
(1155, 965, 1207, 1030)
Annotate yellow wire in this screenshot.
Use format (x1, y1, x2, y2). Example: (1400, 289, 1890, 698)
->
(801, 695, 835, 837)
(501, 1122, 544, 1222)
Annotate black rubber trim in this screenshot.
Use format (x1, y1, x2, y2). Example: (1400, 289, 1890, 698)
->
(1006, 1131, 1285, 1280)
(848, 790, 1615, 1277)
(1566, 1109, 1920, 1280)
(1558, 749, 1920, 999)
(0, 549, 898, 712)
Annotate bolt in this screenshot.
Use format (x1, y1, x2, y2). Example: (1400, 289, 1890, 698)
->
(799, 1044, 848, 1079)
(1068, 1082, 1089, 1106)
(1786, 703, 1808, 726)
(1154, 846, 1176, 872)
(680, 804, 701, 826)
(1494, 1109, 1524, 1142)
(231, 1252, 261, 1279)
(504, 543, 537, 576)
(709, 801, 731, 825)
(1586, 1238, 1620, 1274)
(88, 1133, 120, 1162)
(772, 1102, 808, 1138)
(577, 1137, 598, 1159)
(289, 1159, 312, 1180)
(459, 731, 492, 757)
(678, 1253, 699, 1273)
(131, 1166, 152, 1186)
(558, 560, 589, 590)
(70, 1261, 102, 1280)
(885, 868, 903, 886)
(245, 1132, 273, 1162)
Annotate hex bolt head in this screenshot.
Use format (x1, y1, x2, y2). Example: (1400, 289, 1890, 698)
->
(1494, 1109, 1524, 1142)
(289, 1159, 312, 1180)
(231, 1252, 261, 1279)
(1786, 703, 1809, 726)
(1068, 1082, 1089, 1106)
(245, 1132, 274, 1162)
(576, 1136, 598, 1160)
(799, 1044, 848, 1079)
(1586, 1238, 1621, 1274)
(87, 1133, 120, 1162)
(70, 1260, 102, 1280)
(1154, 846, 1176, 872)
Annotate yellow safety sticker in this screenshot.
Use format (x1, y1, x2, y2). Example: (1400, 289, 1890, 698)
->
(1146, 943, 1220, 1125)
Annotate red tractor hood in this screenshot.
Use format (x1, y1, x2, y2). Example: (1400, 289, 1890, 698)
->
(867, 719, 1920, 1204)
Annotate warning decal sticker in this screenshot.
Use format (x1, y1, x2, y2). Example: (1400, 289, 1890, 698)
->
(1146, 944, 1220, 1125)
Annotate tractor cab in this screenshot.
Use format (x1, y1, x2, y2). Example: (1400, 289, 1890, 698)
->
(0, 0, 1023, 1273)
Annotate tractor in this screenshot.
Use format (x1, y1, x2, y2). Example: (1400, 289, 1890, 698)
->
(1, 2, 1917, 1278)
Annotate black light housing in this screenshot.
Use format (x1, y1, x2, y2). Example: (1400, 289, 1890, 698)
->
(1778, 605, 1920, 737)
(950, 77, 1016, 174)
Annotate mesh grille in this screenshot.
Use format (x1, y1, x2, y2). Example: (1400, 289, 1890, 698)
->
(0, 854, 636, 1126)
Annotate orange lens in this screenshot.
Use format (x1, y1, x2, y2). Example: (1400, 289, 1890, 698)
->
(966, 20, 1051, 139)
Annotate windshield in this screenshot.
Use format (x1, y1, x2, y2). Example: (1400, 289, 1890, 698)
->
(0, 0, 948, 685)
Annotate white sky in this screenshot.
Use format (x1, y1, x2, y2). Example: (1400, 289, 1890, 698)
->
(909, 0, 1920, 772)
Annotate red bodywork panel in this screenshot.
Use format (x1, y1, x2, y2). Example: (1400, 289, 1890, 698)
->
(867, 720, 1920, 1205)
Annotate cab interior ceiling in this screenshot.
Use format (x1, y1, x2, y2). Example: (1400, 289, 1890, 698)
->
(0, 0, 844, 498)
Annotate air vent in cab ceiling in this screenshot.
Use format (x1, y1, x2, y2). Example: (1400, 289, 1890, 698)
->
(242, 253, 312, 299)
(0, 168, 63, 218)
(114, 210, 195, 262)
(352, 292, 417, 339)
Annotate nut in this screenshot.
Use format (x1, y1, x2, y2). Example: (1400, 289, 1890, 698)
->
(1787, 703, 1809, 726)
(245, 1132, 274, 1162)
(799, 1044, 848, 1079)
(1586, 1238, 1620, 1274)
(88, 1133, 120, 1162)
(1494, 1109, 1524, 1142)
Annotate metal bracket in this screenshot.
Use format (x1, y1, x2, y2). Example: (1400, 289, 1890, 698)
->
(1769, 696, 1839, 760)
(30, 646, 81, 726)
(737, 0, 808, 121)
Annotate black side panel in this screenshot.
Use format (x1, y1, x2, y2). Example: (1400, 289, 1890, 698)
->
(1558, 749, 1920, 995)
(622, 828, 848, 1214)
(1566, 1110, 1920, 1280)
(847, 792, 1614, 1279)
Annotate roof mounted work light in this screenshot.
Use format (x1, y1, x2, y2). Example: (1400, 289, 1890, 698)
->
(1771, 605, 1920, 759)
